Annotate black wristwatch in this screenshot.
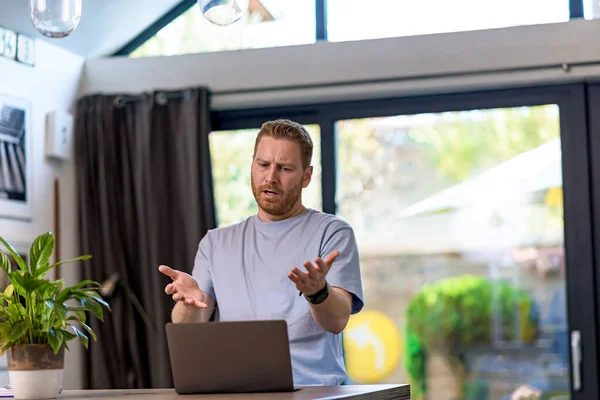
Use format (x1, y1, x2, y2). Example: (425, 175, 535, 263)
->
(302, 282, 329, 305)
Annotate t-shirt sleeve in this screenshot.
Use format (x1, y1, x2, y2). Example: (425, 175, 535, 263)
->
(191, 232, 216, 302)
(320, 223, 364, 314)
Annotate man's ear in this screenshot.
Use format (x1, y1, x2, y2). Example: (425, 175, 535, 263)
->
(302, 166, 313, 188)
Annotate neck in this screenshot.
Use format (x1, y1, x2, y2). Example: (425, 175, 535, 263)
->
(258, 203, 306, 222)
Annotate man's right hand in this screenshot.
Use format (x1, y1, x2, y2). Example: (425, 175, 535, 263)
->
(159, 265, 208, 308)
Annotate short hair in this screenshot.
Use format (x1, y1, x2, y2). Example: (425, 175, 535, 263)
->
(254, 119, 313, 169)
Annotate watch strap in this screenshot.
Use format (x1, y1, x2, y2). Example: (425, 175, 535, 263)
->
(301, 282, 329, 304)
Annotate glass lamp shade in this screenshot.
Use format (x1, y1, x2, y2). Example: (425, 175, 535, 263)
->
(29, 0, 82, 38)
(198, 0, 248, 26)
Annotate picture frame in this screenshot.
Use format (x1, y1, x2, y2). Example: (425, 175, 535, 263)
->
(0, 93, 32, 220)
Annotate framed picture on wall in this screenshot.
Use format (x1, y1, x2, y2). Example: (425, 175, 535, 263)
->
(0, 93, 32, 220)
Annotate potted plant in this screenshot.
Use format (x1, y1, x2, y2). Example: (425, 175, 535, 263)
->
(0, 232, 109, 399)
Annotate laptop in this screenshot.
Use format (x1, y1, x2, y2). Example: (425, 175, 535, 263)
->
(165, 320, 295, 394)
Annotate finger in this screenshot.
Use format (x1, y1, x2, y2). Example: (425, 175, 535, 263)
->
(175, 293, 207, 309)
(172, 293, 183, 302)
(323, 250, 340, 265)
(288, 271, 305, 287)
(291, 267, 309, 284)
(303, 260, 320, 278)
(158, 265, 179, 280)
(193, 299, 208, 309)
(184, 297, 208, 308)
(165, 283, 177, 295)
(314, 258, 329, 275)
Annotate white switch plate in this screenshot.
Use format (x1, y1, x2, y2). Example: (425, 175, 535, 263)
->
(45, 110, 73, 161)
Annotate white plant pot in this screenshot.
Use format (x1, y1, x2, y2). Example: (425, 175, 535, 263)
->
(9, 369, 63, 399)
(7, 345, 64, 400)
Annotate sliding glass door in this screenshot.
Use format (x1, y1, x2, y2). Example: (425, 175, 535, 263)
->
(336, 106, 568, 400)
(211, 83, 598, 400)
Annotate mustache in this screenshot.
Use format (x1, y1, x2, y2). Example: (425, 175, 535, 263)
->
(258, 185, 280, 194)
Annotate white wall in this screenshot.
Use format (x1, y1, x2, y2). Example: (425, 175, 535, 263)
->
(0, 39, 85, 389)
(80, 18, 600, 110)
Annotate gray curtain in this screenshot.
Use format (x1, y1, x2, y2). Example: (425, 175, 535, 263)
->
(74, 88, 216, 389)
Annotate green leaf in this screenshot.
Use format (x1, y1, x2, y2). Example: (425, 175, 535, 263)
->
(20, 278, 49, 294)
(45, 300, 67, 325)
(29, 233, 54, 277)
(66, 316, 97, 342)
(78, 321, 97, 341)
(74, 309, 86, 323)
(78, 297, 104, 321)
(7, 303, 25, 321)
(86, 291, 111, 310)
(0, 252, 10, 275)
(56, 280, 100, 301)
(0, 237, 27, 272)
(37, 255, 92, 279)
(60, 329, 76, 344)
(3, 284, 13, 298)
(0, 305, 8, 320)
(36, 281, 60, 299)
(47, 328, 63, 354)
(8, 271, 27, 296)
(70, 326, 89, 348)
(36, 301, 54, 328)
(6, 320, 28, 342)
(62, 329, 76, 340)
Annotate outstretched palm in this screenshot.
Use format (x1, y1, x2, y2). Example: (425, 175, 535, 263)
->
(288, 250, 340, 296)
(159, 265, 208, 308)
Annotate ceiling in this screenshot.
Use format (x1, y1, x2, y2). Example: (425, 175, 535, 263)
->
(0, 0, 186, 59)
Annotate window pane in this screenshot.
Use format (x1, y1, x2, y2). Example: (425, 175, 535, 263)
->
(584, 0, 600, 19)
(327, 0, 569, 42)
(337, 106, 569, 400)
(131, 1, 316, 58)
(210, 125, 322, 227)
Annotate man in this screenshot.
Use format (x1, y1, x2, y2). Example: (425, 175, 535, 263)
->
(159, 119, 363, 386)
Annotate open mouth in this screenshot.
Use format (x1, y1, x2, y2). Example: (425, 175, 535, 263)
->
(262, 189, 279, 199)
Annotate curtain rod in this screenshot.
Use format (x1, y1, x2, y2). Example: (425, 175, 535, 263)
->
(112, 88, 196, 108)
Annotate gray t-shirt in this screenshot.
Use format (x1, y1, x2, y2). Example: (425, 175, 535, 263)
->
(192, 208, 364, 386)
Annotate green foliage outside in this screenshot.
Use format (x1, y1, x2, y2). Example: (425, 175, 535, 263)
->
(407, 106, 560, 183)
(337, 106, 560, 204)
(0, 232, 109, 354)
(404, 275, 538, 399)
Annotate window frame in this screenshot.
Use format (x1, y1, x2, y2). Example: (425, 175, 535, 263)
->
(113, 0, 585, 57)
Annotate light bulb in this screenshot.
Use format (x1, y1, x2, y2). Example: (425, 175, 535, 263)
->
(29, 0, 82, 38)
(198, 0, 248, 26)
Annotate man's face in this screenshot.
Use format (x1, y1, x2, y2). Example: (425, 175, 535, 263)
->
(251, 136, 312, 217)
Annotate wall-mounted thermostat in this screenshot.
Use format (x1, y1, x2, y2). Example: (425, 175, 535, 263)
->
(45, 110, 74, 161)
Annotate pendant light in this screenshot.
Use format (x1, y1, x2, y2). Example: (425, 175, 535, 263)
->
(198, 0, 248, 26)
(29, 0, 82, 38)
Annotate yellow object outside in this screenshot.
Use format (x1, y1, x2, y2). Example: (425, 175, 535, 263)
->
(343, 309, 402, 383)
(544, 186, 563, 208)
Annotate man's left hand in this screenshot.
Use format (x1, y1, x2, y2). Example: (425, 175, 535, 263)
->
(288, 250, 340, 296)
